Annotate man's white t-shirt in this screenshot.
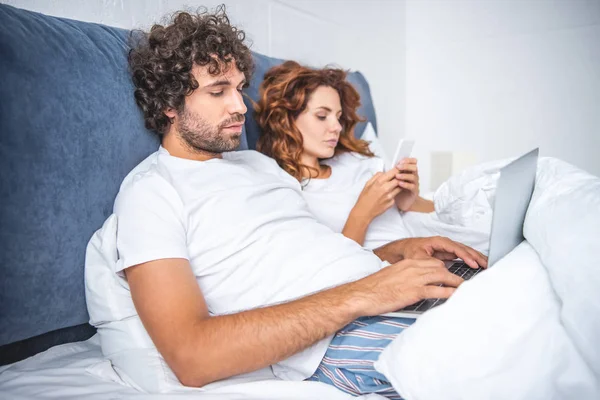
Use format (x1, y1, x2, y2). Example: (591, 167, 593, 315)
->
(301, 151, 411, 249)
(93, 147, 384, 386)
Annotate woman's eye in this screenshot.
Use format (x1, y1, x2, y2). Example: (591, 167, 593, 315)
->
(316, 115, 327, 121)
(210, 91, 224, 97)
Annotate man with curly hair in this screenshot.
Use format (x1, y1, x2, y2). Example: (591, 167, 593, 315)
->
(89, 6, 486, 397)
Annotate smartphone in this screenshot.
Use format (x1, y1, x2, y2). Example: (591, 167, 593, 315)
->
(391, 139, 415, 167)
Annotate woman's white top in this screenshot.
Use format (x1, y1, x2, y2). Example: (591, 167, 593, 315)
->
(301, 152, 411, 249)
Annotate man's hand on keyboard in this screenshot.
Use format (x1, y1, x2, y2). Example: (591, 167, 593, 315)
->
(349, 258, 465, 317)
(399, 236, 488, 269)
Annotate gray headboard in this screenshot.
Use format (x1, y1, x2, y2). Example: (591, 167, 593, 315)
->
(0, 4, 378, 363)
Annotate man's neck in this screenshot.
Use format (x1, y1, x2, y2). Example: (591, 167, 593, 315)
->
(161, 130, 222, 161)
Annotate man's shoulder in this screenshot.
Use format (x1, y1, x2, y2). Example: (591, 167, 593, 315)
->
(115, 151, 180, 210)
(119, 150, 162, 190)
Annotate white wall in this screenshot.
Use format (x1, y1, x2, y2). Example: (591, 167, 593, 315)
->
(4, 0, 600, 193)
(1, 0, 405, 162)
(268, 0, 406, 160)
(406, 0, 600, 191)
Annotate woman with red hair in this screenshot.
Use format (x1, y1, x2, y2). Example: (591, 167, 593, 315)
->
(256, 61, 434, 250)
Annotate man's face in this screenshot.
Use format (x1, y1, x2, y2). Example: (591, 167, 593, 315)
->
(169, 62, 247, 154)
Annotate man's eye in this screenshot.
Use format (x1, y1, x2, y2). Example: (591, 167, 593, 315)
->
(210, 91, 224, 97)
(237, 87, 244, 93)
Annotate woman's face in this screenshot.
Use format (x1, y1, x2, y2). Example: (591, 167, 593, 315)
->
(294, 85, 343, 161)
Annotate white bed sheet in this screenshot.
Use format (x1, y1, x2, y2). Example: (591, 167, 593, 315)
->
(376, 156, 600, 400)
(376, 242, 599, 400)
(0, 335, 384, 400)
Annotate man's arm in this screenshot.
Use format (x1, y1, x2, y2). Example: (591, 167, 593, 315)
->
(372, 239, 406, 264)
(125, 257, 463, 387)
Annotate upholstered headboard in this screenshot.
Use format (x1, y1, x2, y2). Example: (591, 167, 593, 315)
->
(0, 4, 378, 364)
(0, 4, 159, 363)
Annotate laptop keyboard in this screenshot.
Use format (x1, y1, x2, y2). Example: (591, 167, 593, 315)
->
(448, 262, 483, 280)
(397, 262, 484, 314)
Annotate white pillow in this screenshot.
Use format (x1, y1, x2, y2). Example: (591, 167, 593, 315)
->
(433, 158, 509, 232)
(433, 155, 600, 381)
(524, 157, 600, 381)
(374, 242, 599, 400)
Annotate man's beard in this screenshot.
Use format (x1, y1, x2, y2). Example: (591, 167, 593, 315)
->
(177, 107, 245, 154)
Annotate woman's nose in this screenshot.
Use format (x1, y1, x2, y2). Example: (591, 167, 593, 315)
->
(331, 119, 342, 134)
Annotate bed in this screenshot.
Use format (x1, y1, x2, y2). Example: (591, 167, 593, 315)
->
(1, 3, 599, 399)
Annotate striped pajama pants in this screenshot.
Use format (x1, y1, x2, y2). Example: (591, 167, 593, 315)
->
(307, 316, 416, 399)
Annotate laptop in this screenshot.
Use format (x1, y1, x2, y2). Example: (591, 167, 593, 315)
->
(383, 148, 539, 318)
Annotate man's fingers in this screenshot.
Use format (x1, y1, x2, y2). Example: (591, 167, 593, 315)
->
(431, 251, 457, 261)
(425, 269, 465, 288)
(454, 243, 488, 268)
(468, 247, 488, 268)
(420, 285, 457, 300)
(447, 244, 480, 269)
(411, 258, 445, 269)
(429, 237, 475, 268)
(393, 258, 443, 269)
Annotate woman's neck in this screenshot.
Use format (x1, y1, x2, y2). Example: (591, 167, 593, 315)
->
(301, 154, 331, 179)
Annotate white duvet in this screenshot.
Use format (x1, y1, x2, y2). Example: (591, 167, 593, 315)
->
(0, 335, 384, 399)
(1, 157, 598, 400)
(377, 157, 600, 400)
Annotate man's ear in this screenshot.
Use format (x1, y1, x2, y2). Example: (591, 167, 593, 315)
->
(164, 107, 177, 120)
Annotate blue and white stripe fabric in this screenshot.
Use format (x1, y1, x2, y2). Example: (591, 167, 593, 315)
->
(307, 316, 416, 399)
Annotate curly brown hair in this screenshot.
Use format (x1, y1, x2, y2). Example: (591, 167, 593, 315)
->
(255, 61, 374, 181)
(128, 5, 254, 136)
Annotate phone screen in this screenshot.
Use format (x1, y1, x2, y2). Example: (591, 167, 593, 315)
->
(392, 139, 415, 167)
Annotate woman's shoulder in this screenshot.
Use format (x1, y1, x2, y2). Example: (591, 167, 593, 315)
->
(326, 151, 370, 164)
(325, 151, 384, 171)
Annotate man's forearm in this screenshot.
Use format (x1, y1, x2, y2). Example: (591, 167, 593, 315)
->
(373, 239, 407, 264)
(177, 282, 362, 387)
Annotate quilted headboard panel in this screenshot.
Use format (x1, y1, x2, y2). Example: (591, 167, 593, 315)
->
(0, 4, 379, 358)
(0, 4, 159, 347)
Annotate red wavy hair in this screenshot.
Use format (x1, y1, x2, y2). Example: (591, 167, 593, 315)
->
(255, 61, 374, 181)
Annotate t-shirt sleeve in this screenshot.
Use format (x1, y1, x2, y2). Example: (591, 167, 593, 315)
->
(113, 174, 189, 273)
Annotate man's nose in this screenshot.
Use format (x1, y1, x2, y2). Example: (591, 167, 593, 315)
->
(228, 89, 247, 115)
